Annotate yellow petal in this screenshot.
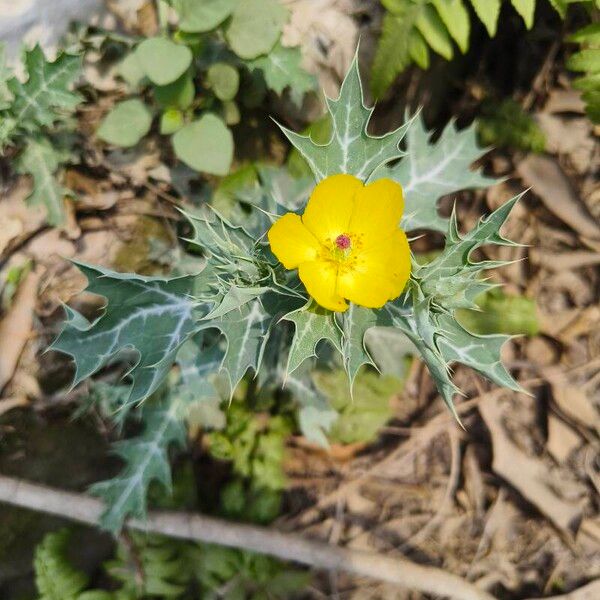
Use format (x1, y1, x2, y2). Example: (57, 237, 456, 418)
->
(338, 229, 411, 308)
(348, 178, 404, 248)
(302, 174, 363, 246)
(268, 213, 321, 269)
(299, 260, 348, 312)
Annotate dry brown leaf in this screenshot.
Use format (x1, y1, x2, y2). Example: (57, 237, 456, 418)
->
(479, 396, 585, 533)
(525, 337, 559, 367)
(525, 579, 600, 600)
(547, 414, 582, 463)
(544, 90, 586, 114)
(535, 115, 595, 174)
(545, 369, 600, 436)
(539, 306, 600, 343)
(282, 0, 360, 98)
(517, 155, 600, 240)
(25, 230, 76, 264)
(104, 144, 161, 186)
(0, 395, 29, 416)
(0, 270, 40, 392)
(0, 178, 46, 258)
(530, 249, 600, 272)
(544, 271, 594, 306)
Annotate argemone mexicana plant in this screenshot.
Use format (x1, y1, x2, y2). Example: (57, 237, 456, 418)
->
(52, 51, 523, 531)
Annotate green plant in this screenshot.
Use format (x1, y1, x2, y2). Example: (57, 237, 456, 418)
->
(33, 529, 308, 600)
(96, 0, 316, 176)
(478, 98, 546, 151)
(53, 53, 523, 531)
(0, 44, 82, 224)
(568, 19, 600, 123)
(208, 400, 291, 492)
(371, 0, 590, 98)
(457, 287, 540, 336)
(34, 529, 122, 600)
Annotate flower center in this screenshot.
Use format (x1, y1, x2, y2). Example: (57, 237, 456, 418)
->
(335, 234, 352, 250)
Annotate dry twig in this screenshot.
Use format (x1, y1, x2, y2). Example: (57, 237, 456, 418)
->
(0, 474, 497, 600)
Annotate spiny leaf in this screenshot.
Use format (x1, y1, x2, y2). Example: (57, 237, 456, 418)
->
(285, 364, 337, 447)
(382, 295, 461, 417)
(91, 336, 226, 533)
(214, 295, 275, 393)
(204, 285, 270, 320)
(374, 115, 495, 232)
(279, 50, 414, 182)
(283, 301, 342, 376)
(7, 45, 81, 130)
(375, 195, 523, 414)
(91, 398, 188, 532)
(15, 136, 67, 225)
(248, 42, 317, 108)
(436, 312, 521, 391)
(51, 263, 205, 407)
(417, 193, 523, 305)
(335, 304, 379, 388)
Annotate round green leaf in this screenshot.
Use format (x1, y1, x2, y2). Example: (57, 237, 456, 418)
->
(222, 100, 240, 125)
(135, 37, 192, 85)
(207, 63, 239, 101)
(225, 0, 288, 60)
(154, 72, 195, 109)
(160, 109, 184, 135)
(117, 52, 146, 88)
(172, 0, 236, 32)
(97, 99, 152, 147)
(172, 114, 233, 175)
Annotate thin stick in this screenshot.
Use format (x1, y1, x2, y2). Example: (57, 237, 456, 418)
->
(0, 475, 496, 600)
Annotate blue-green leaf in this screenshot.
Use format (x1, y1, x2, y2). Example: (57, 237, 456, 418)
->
(15, 136, 67, 225)
(6, 45, 81, 129)
(374, 116, 495, 232)
(52, 264, 205, 406)
(91, 398, 188, 532)
(248, 42, 317, 108)
(283, 302, 342, 376)
(279, 51, 414, 182)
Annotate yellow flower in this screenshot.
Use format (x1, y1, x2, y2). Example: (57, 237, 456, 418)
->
(267, 174, 411, 312)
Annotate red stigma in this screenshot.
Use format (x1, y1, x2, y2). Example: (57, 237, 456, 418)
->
(335, 234, 351, 250)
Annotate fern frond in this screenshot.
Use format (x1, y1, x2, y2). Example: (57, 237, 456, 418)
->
(372, 0, 564, 97)
(567, 23, 600, 123)
(34, 530, 88, 600)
